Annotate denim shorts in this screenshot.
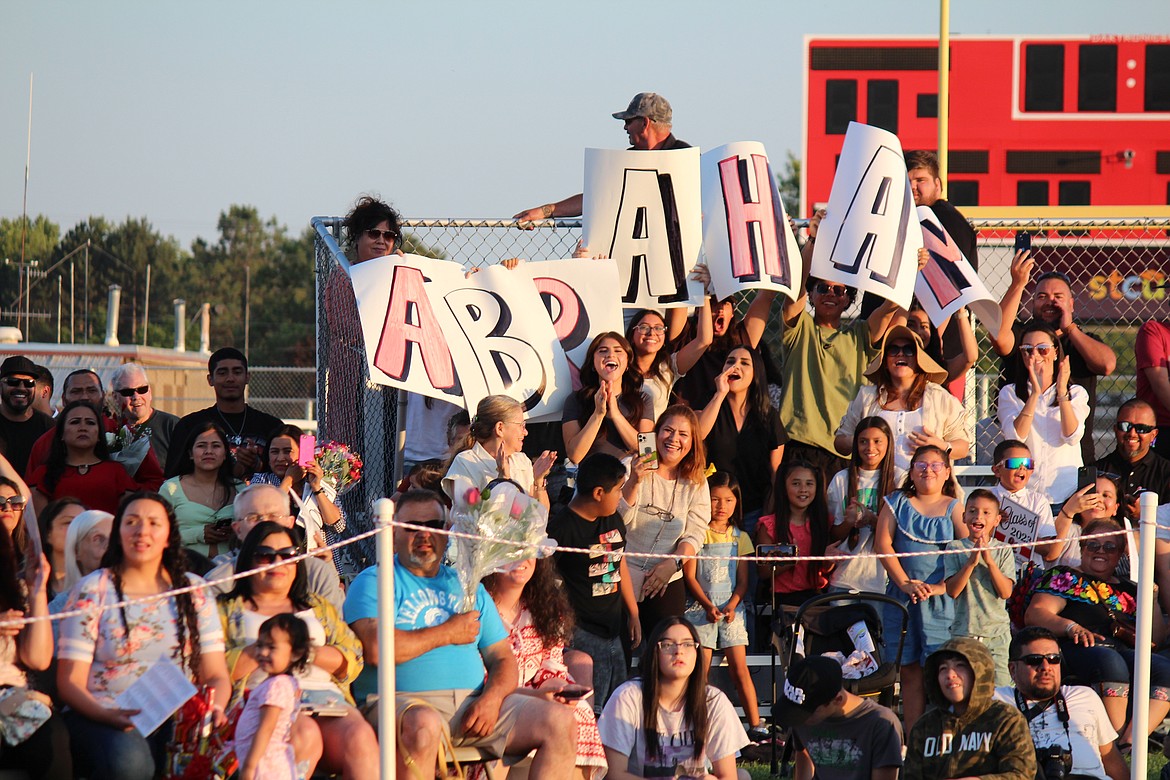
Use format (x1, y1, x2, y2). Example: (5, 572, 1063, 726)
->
(685, 602, 750, 649)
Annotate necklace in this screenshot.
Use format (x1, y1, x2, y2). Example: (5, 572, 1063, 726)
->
(70, 461, 101, 475)
(216, 406, 248, 443)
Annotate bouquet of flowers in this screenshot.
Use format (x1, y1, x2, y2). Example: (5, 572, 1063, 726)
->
(448, 476, 554, 612)
(313, 440, 363, 495)
(106, 422, 153, 477)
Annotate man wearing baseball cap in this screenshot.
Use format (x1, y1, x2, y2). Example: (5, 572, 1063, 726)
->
(513, 92, 690, 222)
(0, 355, 54, 478)
(773, 655, 903, 780)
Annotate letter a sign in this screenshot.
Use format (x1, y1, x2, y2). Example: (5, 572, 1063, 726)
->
(811, 122, 922, 310)
(582, 148, 704, 309)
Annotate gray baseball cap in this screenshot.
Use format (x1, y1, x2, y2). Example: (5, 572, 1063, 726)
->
(612, 92, 672, 124)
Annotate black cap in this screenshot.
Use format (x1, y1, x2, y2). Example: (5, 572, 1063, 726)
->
(0, 356, 38, 379)
(771, 655, 843, 727)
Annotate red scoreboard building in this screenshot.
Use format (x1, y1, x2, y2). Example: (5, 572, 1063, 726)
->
(801, 35, 1170, 216)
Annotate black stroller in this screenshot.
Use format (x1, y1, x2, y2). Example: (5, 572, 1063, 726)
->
(768, 591, 908, 775)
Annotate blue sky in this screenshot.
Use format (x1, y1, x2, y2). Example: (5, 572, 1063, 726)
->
(4, 0, 1168, 248)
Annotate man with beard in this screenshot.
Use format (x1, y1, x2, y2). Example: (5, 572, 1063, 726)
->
(0, 356, 53, 478)
(344, 489, 577, 776)
(1095, 398, 1170, 517)
(992, 260, 1117, 463)
(994, 627, 1127, 780)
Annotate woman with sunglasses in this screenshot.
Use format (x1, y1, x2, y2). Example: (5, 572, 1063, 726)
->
(0, 452, 33, 569)
(58, 491, 231, 780)
(835, 325, 968, 483)
(219, 522, 376, 780)
(1025, 518, 1170, 744)
(623, 406, 710, 641)
(874, 444, 966, 730)
(28, 401, 139, 516)
(598, 616, 749, 780)
(998, 321, 1090, 503)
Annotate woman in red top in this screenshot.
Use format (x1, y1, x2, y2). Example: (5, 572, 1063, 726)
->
(29, 401, 137, 516)
(756, 460, 832, 608)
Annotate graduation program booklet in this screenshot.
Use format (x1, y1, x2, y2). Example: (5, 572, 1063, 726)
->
(115, 660, 197, 736)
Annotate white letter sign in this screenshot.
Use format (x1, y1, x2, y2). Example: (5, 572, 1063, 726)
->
(916, 207, 1002, 336)
(811, 122, 922, 309)
(582, 148, 704, 309)
(700, 142, 803, 302)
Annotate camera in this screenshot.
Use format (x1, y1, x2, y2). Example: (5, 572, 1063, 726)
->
(1036, 745, 1072, 780)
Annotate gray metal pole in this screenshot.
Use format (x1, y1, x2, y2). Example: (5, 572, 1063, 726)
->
(375, 498, 397, 778)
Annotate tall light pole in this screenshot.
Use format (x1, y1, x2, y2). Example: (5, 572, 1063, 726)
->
(938, 0, 951, 190)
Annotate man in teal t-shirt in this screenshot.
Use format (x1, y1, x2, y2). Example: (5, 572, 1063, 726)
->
(344, 490, 576, 778)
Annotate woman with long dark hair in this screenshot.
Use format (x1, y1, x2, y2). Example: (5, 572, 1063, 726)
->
(757, 460, 833, 607)
(997, 320, 1089, 502)
(826, 417, 897, 594)
(625, 305, 711, 424)
(598, 616, 748, 779)
(160, 422, 243, 558)
(698, 345, 788, 533)
(563, 332, 654, 463)
(219, 522, 376, 780)
(29, 400, 138, 515)
(57, 491, 230, 780)
(38, 496, 85, 598)
(484, 557, 606, 779)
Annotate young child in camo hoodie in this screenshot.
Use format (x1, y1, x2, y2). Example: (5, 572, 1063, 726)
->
(903, 637, 1036, 780)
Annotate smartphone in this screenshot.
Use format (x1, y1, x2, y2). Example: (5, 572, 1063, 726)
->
(637, 432, 659, 470)
(554, 685, 592, 701)
(759, 543, 797, 557)
(298, 434, 317, 467)
(1013, 231, 1032, 253)
(1077, 465, 1098, 494)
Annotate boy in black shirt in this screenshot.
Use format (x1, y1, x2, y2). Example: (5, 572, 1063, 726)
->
(548, 453, 641, 713)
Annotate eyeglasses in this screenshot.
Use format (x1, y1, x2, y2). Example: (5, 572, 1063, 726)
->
(657, 640, 699, 652)
(502, 420, 527, 428)
(623, 116, 645, 127)
(240, 512, 291, 526)
(1082, 541, 1121, 554)
(633, 324, 666, 335)
(1016, 653, 1062, 667)
(641, 504, 676, 521)
(998, 457, 1035, 470)
(1019, 344, 1056, 357)
(115, 385, 149, 398)
(253, 546, 300, 566)
(814, 282, 849, 297)
(1116, 421, 1156, 435)
(886, 343, 916, 358)
(364, 228, 399, 242)
(2, 377, 35, 389)
(912, 461, 948, 474)
(405, 519, 446, 532)
(0, 496, 27, 510)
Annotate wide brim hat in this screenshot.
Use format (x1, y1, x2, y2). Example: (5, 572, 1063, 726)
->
(863, 324, 949, 385)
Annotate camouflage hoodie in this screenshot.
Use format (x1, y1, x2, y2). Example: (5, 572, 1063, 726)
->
(904, 637, 1036, 780)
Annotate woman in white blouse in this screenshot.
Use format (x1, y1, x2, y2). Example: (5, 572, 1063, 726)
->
(998, 321, 1089, 503)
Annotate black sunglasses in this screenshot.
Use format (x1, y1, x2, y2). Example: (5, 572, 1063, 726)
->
(253, 545, 300, 565)
(1116, 421, 1156, 435)
(405, 519, 446, 532)
(2, 377, 35, 389)
(116, 385, 150, 398)
(364, 228, 398, 242)
(886, 343, 916, 357)
(1015, 653, 1062, 667)
(1082, 541, 1121, 554)
(814, 282, 849, 296)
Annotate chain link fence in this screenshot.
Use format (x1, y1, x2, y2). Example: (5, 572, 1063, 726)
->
(313, 215, 1169, 546)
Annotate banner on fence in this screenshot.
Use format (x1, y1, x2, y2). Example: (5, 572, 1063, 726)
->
(811, 122, 922, 310)
(995, 497, 1042, 570)
(916, 207, 1003, 335)
(582, 147, 704, 309)
(351, 254, 571, 420)
(515, 257, 624, 391)
(700, 141, 803, 303)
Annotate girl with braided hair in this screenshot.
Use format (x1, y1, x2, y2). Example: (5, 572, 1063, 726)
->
(57, 491, 230, 780)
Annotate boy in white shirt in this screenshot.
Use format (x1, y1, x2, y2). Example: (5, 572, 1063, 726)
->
(990, 439, 1066, 567)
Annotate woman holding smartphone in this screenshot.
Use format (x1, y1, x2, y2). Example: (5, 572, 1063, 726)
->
(160, 423, 244, 559)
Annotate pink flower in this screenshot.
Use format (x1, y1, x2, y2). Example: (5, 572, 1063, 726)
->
(510, 498, 524, 518)
(465, 487, 481, 505)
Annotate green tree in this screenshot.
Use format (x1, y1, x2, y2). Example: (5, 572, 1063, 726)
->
(775, 151, 802, 216)
(0, 215, 60, 337)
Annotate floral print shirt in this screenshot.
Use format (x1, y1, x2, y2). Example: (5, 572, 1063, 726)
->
(1034, 565, 1136, 635)
(58, 568, 225, 706)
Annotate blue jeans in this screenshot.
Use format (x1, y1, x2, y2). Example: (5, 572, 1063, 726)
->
(570, 627, 626, 715)
(1059, 639, 1170, 700)
(65, 710, 171, 780)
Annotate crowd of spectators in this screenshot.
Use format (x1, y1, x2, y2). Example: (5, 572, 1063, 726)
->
(1, 91, 1168, 780)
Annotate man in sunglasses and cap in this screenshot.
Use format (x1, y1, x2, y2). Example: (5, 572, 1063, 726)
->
(513, 92, 689, 222)
(0, 355, 54, 479)
(994, 626, 1127, 780)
